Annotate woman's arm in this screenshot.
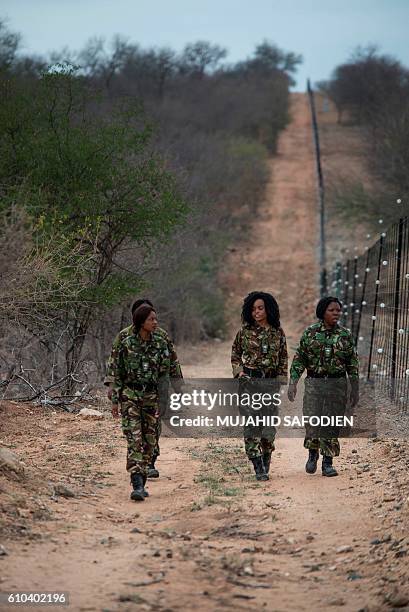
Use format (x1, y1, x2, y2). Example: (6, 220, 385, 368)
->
(166, 335, 183, 379)
(231, 330, 244, 377)
(289, 330, 309, 383)
(277, 328, 288, 384)
(110, 342, 125, 405)
(345, 331, 359, 406)
(288, 330, 309, 401)
(344, 332, 359, 380)
(104, 331, 123, 387)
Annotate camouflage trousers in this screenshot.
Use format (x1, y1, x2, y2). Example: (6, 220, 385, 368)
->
(304, 437, 340, 456)
(240, 377, 278, 459)
(244, 432, 275, 459)
(121, 397, 160, 476)
(303, 377, 347, 457)
(154, 418, 161, 456)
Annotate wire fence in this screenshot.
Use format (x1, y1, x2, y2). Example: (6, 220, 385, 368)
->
(330, 216, 409, 411)
(307, 79, 327, 296)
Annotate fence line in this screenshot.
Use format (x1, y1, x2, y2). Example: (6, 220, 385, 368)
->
(330, 216, 409, 411)
(308, 84, 409, 412)
(307, 79, 327, 297)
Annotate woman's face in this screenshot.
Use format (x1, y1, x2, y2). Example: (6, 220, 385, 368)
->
(142, 311, 158, 333)
(252, 299, 267, 325)
(323, 302, 341, 327)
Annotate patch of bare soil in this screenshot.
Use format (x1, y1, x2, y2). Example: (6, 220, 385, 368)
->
(1, 94, 408, 612)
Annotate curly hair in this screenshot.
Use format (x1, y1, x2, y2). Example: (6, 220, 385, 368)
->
(241, 291, 281, 329)
(316, 296, 342, 320)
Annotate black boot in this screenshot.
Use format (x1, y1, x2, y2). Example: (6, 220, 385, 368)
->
(322, 455, 338, 477)
(147, 453, 159, 479)
(130, 472, 145, 501)
(250, 456, 269, 481)
(263, 452, 272, 474)
(305, 449, 319, 474)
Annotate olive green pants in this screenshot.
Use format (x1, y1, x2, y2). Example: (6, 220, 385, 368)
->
(121, 397, 159, 475)
(239, 377, 279, 459)
(303, 378, 347, 457)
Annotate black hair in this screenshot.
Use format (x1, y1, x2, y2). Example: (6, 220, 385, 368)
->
(131, 298, 153, 314)
(133, 304, 156, 330)
(241, 291, 281, 329)
(316, 296, 342, 320)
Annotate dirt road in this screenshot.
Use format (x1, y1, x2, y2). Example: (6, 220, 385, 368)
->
(1, 94, 408, 612)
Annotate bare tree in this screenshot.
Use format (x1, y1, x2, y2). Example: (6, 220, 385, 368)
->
(0, 19, 21, 72)
(179, 41, 227, 78)
(77, 35, 134, 89)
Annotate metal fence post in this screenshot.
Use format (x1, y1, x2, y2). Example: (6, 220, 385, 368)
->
(307, 79, 326, 296)
(355, 247, 370, 345)
(391, 218, 404, 399)
(351, 256, 358, 336)
(335, 261, 342, 299)
(342, 261, 350, 327)
(367, 235, 384, 380)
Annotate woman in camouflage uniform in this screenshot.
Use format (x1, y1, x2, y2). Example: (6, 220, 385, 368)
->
(110, 304, 171, 501)
(288, 297, 359, 477)
(105, 298, 183, 479)
(231, 292, 288, 481)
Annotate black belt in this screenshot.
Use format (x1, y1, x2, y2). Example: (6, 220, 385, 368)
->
(128, 382, 158, 392)
(243, 366, 277, 378)
(307, 371, 346, 379)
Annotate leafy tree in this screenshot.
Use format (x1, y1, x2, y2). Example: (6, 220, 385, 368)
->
(0, 20, 299, 384)
(324, 45, 408, 124)
(234, 41, 302, 86)
(323, 46, 409, 199)
(0, 65, 187, 382)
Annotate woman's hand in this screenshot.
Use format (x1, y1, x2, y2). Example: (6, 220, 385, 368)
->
(350, 381, 359, 407)
(287, 382, 297, 402)
(238, 371, 246, 377)
(111, 404, 120, 418)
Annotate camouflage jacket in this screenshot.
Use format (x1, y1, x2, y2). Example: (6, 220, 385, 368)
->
(104, 325, 183, 386)
(231, 324, 288, 383)
(109, 329, 172, 404)
(290, 322, 359, 382)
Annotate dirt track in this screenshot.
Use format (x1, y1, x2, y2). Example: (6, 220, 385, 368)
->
(1, 94, 409, 612)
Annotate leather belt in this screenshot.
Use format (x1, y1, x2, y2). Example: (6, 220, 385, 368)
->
(243, 366, 277, 378)
(307, 371, 346, 379)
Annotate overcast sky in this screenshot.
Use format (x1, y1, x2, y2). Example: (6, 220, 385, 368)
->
(2, 0, 408, 90)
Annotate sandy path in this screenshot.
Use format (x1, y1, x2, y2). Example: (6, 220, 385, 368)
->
(181, 92, 319, 375)
(2, 94, 407, 612)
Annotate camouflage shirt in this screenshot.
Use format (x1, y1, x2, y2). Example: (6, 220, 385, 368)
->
(290, 321, 359, 382)
(104, 325, 183, 386)
(109, 329, 171, 404)
(231, 324, 288, 383)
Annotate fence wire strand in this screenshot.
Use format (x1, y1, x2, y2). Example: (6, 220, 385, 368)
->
(330, 216, 409, 411)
